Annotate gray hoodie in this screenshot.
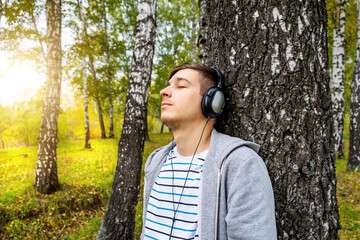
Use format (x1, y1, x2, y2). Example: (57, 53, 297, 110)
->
(141, 129, 277, 240)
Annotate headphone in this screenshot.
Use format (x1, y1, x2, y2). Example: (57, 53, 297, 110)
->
(201, 67, 226, 118)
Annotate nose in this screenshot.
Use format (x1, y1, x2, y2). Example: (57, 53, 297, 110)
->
(160, 85, 171, 97)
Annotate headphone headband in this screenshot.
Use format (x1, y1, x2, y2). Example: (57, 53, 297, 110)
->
(211, 67, 224, 89)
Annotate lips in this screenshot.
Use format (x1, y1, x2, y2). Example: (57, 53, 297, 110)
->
(161, 101, 172, 107)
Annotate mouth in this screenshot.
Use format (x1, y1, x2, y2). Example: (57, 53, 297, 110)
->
(161, 102, 172, 108)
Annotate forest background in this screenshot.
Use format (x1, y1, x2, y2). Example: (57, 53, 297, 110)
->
(0, 0, 359, 239)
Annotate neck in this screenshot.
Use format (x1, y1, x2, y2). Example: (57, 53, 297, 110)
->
(172, 118, 214, 156)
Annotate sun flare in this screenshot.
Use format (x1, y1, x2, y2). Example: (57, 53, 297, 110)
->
(0, 58, 45, 106)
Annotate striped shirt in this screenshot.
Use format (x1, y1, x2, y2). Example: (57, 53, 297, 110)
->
(144, 146, 208, 240)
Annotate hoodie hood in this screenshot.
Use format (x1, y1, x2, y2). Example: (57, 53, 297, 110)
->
(206, 129, 260, 169)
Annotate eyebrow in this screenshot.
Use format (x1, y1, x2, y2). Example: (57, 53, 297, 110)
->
(167, 77, 192, 86)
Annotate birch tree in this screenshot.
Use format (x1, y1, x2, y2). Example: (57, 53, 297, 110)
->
(191, 0, 197, 62)
(0, 0, 3, 22)
(201, 0, 340, 239)
(75, 0, 91, 149)
(331, 0, 346, 158)
(82, 55, 91, 148)
(78, 0, 107, 139)
(64, 0, 92, 148)
(198, 0, 208, 64)
(88, 51, 107, 139)
(348, 0, 360, 171)
(35, 0, 62, 194)
(102, 0, 115, 138)
(95, 0, 157, 238)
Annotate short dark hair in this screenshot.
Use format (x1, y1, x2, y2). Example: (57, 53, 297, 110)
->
(168, 63, 218, 95)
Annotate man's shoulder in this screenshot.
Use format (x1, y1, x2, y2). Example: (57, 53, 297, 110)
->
(209, 129, 261, 161)
(225, 145, 264, 168)
(220, 138, 269, 182)
(144, 141, 173, 174)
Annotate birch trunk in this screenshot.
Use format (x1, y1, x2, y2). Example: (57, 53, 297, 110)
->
(145, 117, 150, 141)
(35, 0, 61, 194)
(102, 0, 115, 138)
(202, 0, 340, 239)
(173, 19, 178, 67)
(78, 0, 106, 139)
(160, 122, 164, 133)
(89, 56, 107, 139)
(95, 0, 157, 239)
(198, 0, 208, 64)
(88, 43, 106, 139)
(348, 0, 360, 172)
(331, 0, 346, 158)
(191, 0, 197, 63)
(83, 55, 91, 149)
(0, 0, 3, 24)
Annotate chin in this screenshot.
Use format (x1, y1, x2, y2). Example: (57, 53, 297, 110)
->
(160, 115, 177, 130)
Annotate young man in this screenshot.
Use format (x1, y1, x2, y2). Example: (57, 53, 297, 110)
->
(141, 63, 277, 240)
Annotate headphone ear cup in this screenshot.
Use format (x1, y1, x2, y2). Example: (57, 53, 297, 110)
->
(211, 90, 225, 114)
(201, 87, 225, 118)
(201, 90, 212, 118)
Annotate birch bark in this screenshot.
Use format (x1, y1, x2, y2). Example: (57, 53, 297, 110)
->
(348, 0, 360, 172)
(78, 0, 106, 139)
(35, 0, 61, 194)
(331, 0, 346, 158)
(198, 0, 208, 64)
(191, 0, 197, 63)
(102, 0, 115, 138)
(82, 54, 91, 149)
(201, 0, 340, 238)
(95, 0, 157, 239)
(0, 1, 2, 26)
(88, 55, 107, 139)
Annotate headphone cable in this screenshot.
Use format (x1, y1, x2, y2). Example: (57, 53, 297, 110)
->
(169, 116, 211, 239)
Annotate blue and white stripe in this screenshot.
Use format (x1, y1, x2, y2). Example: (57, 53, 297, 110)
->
(144, 147, 208, 240)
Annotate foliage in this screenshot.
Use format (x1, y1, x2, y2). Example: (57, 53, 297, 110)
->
(0, 105, 16, 149)
(0, 88, 43, 148)
(1, 0, 138, 141)
(148, 0, 197, 121)
(0, 0, 196, 144)
(0, 89, 130, 148)
(0, 0, 46, 73)
(63, 0, 137, 131)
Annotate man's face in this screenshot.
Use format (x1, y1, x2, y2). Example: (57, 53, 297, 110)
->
(160, 69, 205, 129)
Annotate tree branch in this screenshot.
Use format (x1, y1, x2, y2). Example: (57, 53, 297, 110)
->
(30, 10, 47, 61)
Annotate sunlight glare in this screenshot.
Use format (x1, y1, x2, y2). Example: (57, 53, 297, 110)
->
(0, 59, 45, 106)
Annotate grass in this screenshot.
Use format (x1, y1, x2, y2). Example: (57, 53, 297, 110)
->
(0, 130, 359, 239)
(336, 158, 360, 239)
(0, 139, 117, 239)
(336, 114, 360, 240)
